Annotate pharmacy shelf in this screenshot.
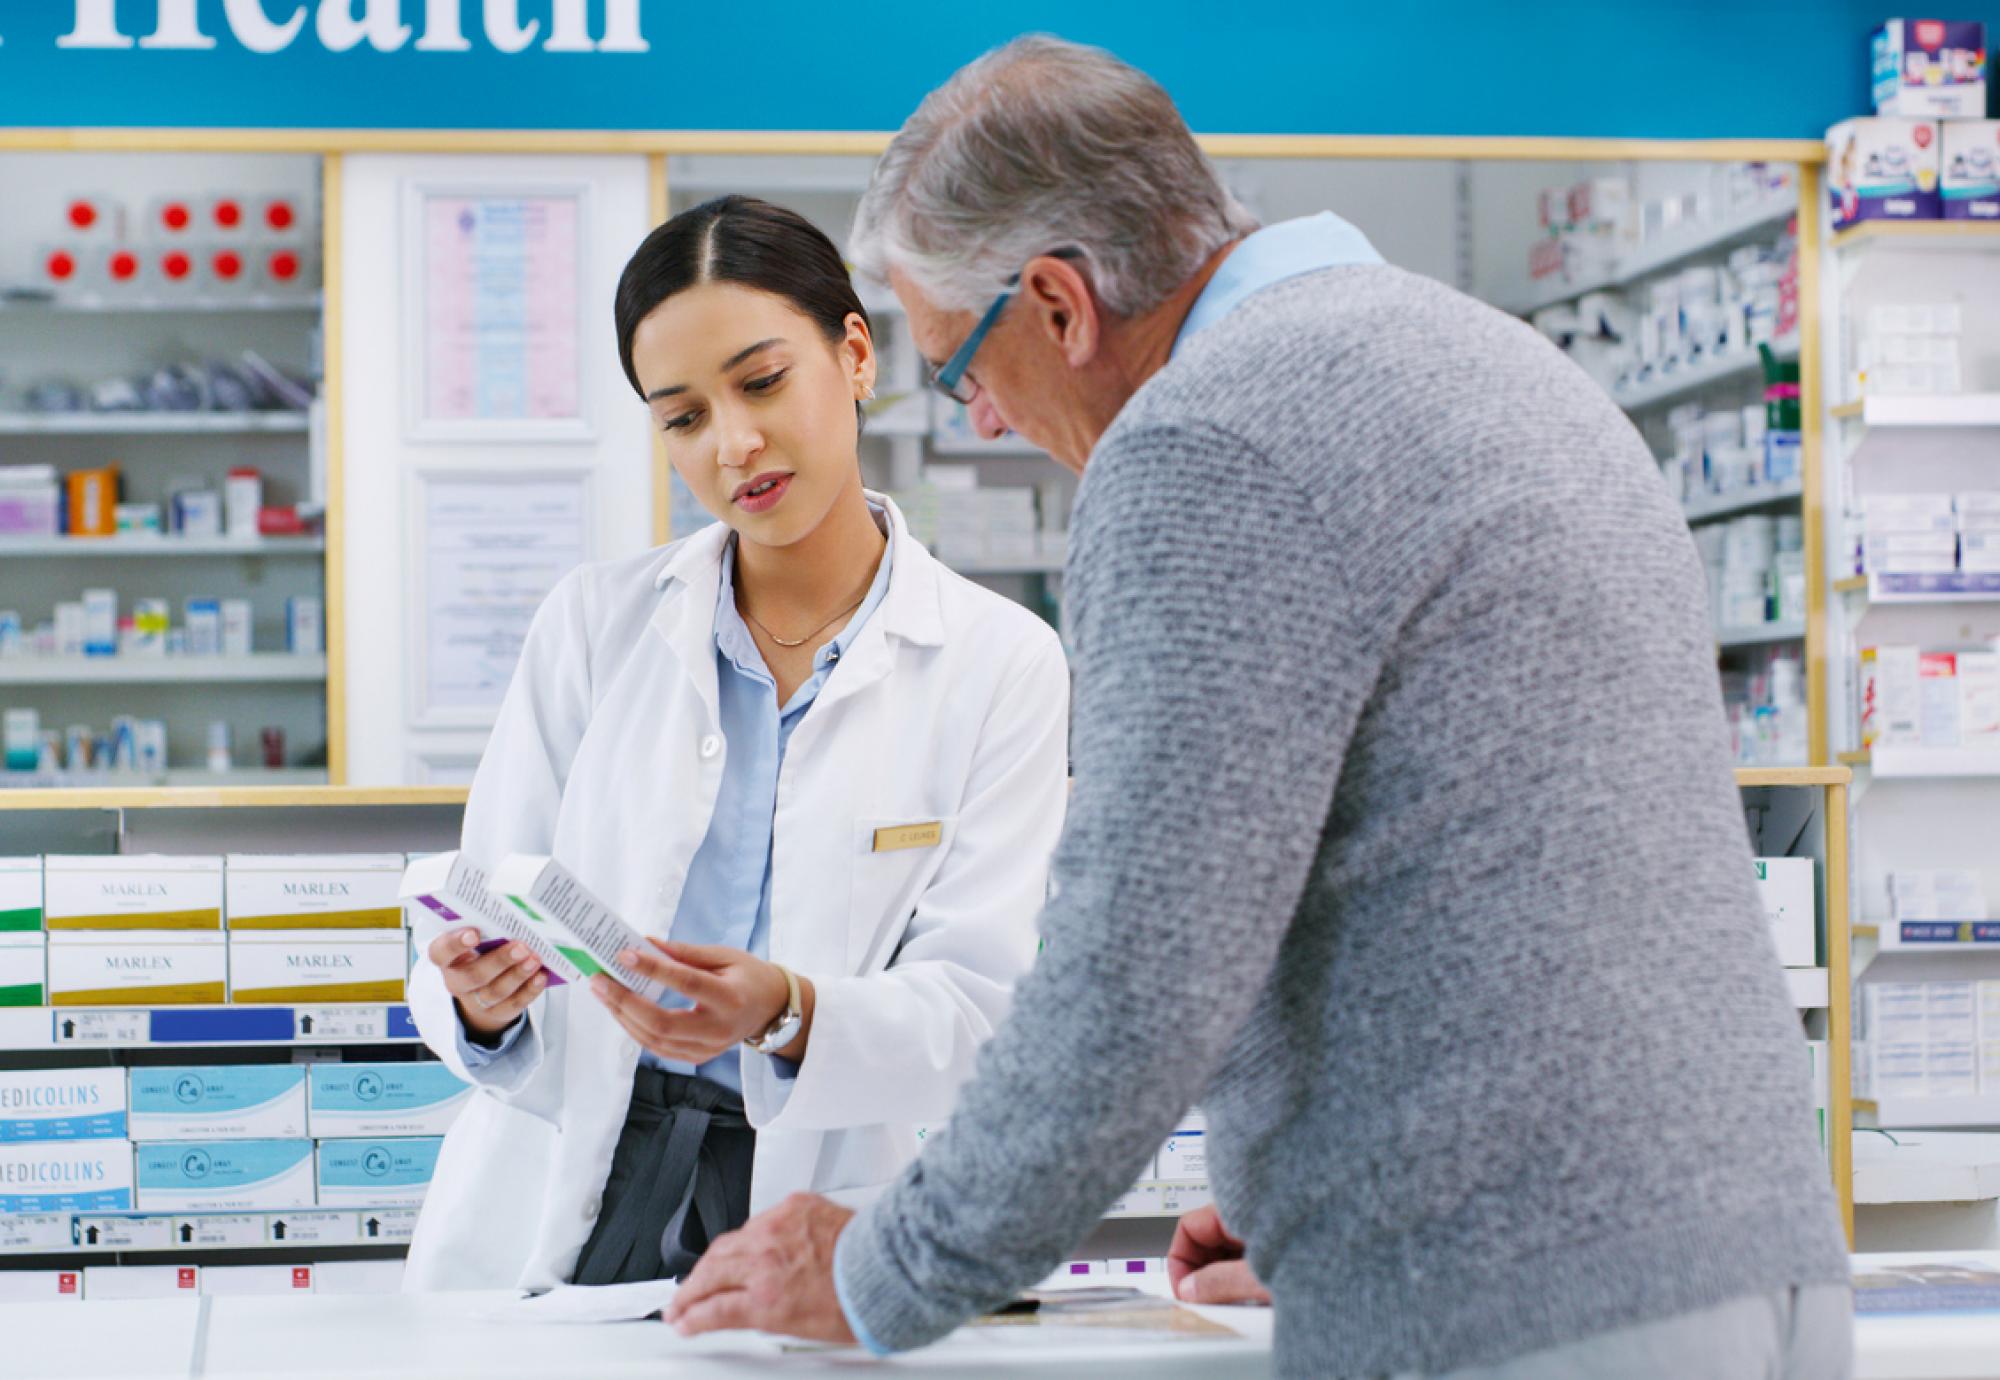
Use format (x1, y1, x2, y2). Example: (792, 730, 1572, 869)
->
(0, 769, 329, 791)
(2, 1206, 420, 1257)
(1717, 619, 1806, 650)
(1613, 332, 1799, 413)
(1836, 572, 2000, 604)
(0, 656, 326, 686)
(0, 412, 308, 435)
(1854, 1131, 2000, 1205)
(1786, 967, 1830, 1009)
(0, 1004, 418, 1051)
(0, 535, 323, 558)
(1855, 918, 2000, 951)
(1831, 394, 2000, 427)
(0, 292, 322, 315)
(1839, 748, 2000, 780)
(1505, 197, 1797, 315)
(1857, 1095, 2000, 1130)
(1832, 222, 2000, 255)
(1101, 1179, 1213, 1220)
(1683, 478, 1804, 526)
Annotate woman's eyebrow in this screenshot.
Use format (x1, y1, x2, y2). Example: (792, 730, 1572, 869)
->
(644, 337, 787, 402)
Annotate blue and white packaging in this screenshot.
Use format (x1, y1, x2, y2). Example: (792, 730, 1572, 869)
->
(129, 1066, 306, 1141)
(1157, 1110, 1209, 1182)
(0, 1069, 127, 1142)
(0, 1140, 134, 1212)
(1828, 117, 1943, 227)
(1943, 119, 2000, 220)
(315, 1136, 443, 1206)
(134, 1138, 315, 1211)
(308, 1063, 468, 1138)
(1874, 19, 1988, 119)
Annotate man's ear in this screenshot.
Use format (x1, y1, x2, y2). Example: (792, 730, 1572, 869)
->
(1019, 255, 1101, 368)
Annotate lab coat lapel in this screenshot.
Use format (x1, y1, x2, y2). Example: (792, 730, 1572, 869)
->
(647, 523, 730, 723)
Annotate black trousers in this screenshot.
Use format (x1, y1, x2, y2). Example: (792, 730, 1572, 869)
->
(569, 1067, 754, 1285)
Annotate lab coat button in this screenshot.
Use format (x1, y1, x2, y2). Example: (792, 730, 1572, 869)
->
(699, 734, 722, 760)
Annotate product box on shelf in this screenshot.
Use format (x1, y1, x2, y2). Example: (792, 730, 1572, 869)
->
(1860, 645, 1922, 749)
(134, 1138, 315, 1212)
(312, 1259, 404, 1295)
(83, 1265, 200, 1300)
(1753, 858, 1817, 967)
(1156, 1110, 1209, 1182)
(0, 933, 46, 1007)
(0, 1140, 134, 1213)
(47, 932, 226, 1006)
(129, 1066, 307, 1141)
(307, 1063, 469, 1139)
(490, 854, 665, 1000)
(225, 854, 406, 930)
(201, 1264, 315, 1296)
(1873, 20, 1988, 119)
(0, 858, 42, 931)
(1943, 119, 2000, 219)
(399, 851, 578, 987)
(0, 1270, 83, 1301)
(43, 855, 223, 930)
(227, 930, 407, 1004)
(0, 1069, 127, 1143)
(1828, 118, 1943, 227)
(314, 1136, 443, 1206)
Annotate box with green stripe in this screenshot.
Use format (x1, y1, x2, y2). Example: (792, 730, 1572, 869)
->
(0, 934, 44, 1007)
(0, 858, 41, 932)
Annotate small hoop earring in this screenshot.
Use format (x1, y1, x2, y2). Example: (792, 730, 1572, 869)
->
(861, 385, 876, 402)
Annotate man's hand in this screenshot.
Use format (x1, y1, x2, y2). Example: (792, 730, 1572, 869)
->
(1167, 1203, 1271, 1306)
(664, 1193, 859, 1342)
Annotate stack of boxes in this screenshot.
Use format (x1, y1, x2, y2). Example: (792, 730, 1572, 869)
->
(1859, 641, 2000, 751)
(1856, 977, 2000, 1103)
(1846, 303, 1964, 402)
(1830, 21, 1994, 230)
(1852, 493, 2000, 593)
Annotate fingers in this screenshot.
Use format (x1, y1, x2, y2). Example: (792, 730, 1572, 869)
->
(651, 938, 739, 970)
(1175, 1259, 1270, 1307)
(1173, 1203, 1241, 1255)
(670, 1288, 760, 1337)
(475, 953, 547, 1013)
(619, 946, 730, 1005)
(427, 928, 481, 967)
(441, 942, 534, 997)
(668, 1229, 758, 1319)
(596, 985, 727, 1062)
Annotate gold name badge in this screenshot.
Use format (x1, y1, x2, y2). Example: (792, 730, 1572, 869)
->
(873, 821, 943, 853)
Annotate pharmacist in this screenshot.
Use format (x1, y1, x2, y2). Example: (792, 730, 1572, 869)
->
(666, 35, 1855, 1379)
(402, 197, 1070, 1290)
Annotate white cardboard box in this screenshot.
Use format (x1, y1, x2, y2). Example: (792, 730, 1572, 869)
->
(0, 1067, 128, 1142)
(308, 1063, 469, 1138)
(225, 854, 406, 930)
(0, 856, 41, 932)
(1754, 858, 1817, 967)
(47, 931, 226, 1006)
(43, 855, 223, 931)
(0, 1139, 134, 1212)
(314, 1136, 443, 1206)
(399, 851, 579, 986)
(0, 931, 46, 1007)
(200, 1264, 315, 1296)
(133, 1138, 315, 1211)
(0, 1269, 83, 1301)
(227, 930, 407, 1004)
(83, 1265, 200, 1300)
(311, 1259, 405, 1295)
(129, 1065, 307, 1141)
(490, 854, 664, 999)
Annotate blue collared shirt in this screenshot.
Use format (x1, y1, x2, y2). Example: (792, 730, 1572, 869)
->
(461, 508, 894, 1093)
(1171, 211, 1383, 358)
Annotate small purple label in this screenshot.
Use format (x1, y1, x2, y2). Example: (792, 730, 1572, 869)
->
(418, 895, 460, 921)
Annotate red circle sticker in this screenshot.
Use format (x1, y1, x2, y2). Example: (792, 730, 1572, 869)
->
(1915, 125, 1934, 148)
(213, 250, 243, 279)
(163, 203, 190, 231)
(269, 251, 300, 280)
(215, 200, 243, 228)
(67, 201, 97, 229)
(266, 201, 296, 231)
(163, 252, 192, 279)
(46, 251, 75, 280)
(109, 252, 139, 280)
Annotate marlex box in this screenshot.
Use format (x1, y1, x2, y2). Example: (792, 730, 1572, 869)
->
(226, 854, 406, 930)
(227, 930, 408, 1004)
(43, 855, 223, 930)
(47, 932, 226, 1006)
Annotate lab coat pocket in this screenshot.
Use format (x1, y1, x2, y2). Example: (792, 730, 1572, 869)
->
(848, 815, 959, 974)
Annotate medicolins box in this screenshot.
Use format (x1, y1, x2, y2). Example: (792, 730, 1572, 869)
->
(1944, 120, 2000, 220)
(491, 854, 665, 1000)
(129, 1066, 306, 1141)
(399, 851, 576, 985)
(1755, 858, 1818, 968)
(1874, 20, 1988, 119)
(315, 1137, 443, 1206)
(47, 932, 226, 1006)
(43, 855, 223, 930)
(227, 930, 407, 1004)
(0, 933, 44, 1007)
(0, 857, 41, 931)
(0, 1069, 127, 1142)
(1828, 118, 1943, 227)
(0, 1141, 134, 1212)
(308, 1063, 469, 1139)
(134, 1139, 315, 1212)
(225, 854, 406, 930)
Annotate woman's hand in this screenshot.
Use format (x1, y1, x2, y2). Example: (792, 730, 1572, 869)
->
(426, 928, 548, 1043)
(1167, 1203, 1271, 1306)
(590, 939, 815, 1065)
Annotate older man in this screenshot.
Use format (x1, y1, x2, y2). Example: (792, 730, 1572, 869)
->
(667, 34, 1852, 1378)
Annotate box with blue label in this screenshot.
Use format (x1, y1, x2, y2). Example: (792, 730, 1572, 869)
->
(134, 1139, 315, 1212)
(1944, 120, 2000, 220)
(1874, 19, 1987, 119)
(0, 1141, 134, 1213)
(0, 858, 41, 932)
(315, 1137, 443, 1206)
(0, 1069, 126, 1143)
(1157, 1109, 1209, 1182)
(1828, 118, 1943, 227)
(129, 1066, 306, 1141)
(308, 1063, 468, 1138)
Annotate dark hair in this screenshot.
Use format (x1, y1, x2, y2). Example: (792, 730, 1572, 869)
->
(614, 195, 871, 401)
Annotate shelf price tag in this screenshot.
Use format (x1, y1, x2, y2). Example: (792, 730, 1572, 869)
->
(294, 1007, 388, 1042)
(1, 1215, 72, 1252)
(267, 1211, 359, 1246)
(1157, 1181, 1213, 1215)
(53, 1010, 148, 1046)
(174, 1214, 264, 1249)
(78, 1216, 174, 1250)
(357, 1209, 419, 1243)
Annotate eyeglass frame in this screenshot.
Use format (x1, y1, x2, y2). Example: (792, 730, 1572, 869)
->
(926, 248, 1083, 407)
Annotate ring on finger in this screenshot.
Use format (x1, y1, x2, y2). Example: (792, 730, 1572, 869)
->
(474, 992, 493, 1009)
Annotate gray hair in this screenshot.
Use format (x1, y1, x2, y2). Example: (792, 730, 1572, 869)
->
(850, 35, 1259, 317)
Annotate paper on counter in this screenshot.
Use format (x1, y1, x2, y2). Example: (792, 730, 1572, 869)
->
(489, 1279, 682, 1323)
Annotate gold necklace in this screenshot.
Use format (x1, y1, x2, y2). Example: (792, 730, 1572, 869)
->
(740, 593, 868, 649)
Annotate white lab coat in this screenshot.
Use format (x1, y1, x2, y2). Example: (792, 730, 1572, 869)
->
(401, 495, 1070, 1292)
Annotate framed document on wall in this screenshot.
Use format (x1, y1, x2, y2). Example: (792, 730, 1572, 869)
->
(403, 183, 593, 442)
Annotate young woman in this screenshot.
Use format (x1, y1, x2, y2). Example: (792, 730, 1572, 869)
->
(402, 196, 1070, 1291)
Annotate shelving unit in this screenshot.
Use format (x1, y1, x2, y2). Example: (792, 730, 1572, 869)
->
(1837, 749, 2000, 781)
(0, 1004, 419, 1051)
(0, 412, 308, 435)
(0, 536, 323, 558)
(1613, 331, 1798, 413)
(0, 292, 322, 315)
(1683, 478, 1804, 525)
(1854, 1131, 2000, 1206)
(1718, 619, 1806, 649)
(0, 656, 327, 686)
(1830, 394, 2000, 427)
(4, 1206, 420, 1256)
(1503, 195, 1796, 315)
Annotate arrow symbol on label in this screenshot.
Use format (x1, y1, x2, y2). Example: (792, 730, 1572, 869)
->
(180, 1223, 194, 1243)
(299, 1015, 315, 1034)
(85, 1225, 101, 1244)
(365, 1217, 380, 1237)
(272, 1220, 287, 1239)
(61, 1020, 76, 1039)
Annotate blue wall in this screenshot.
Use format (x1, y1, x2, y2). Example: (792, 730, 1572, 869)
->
(0, 2, 1993, 137)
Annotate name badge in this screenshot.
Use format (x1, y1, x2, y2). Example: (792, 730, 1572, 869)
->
(872, 821, 943, 853)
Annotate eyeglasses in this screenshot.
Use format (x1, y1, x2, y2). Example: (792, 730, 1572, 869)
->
(925, 249, 1082, 407)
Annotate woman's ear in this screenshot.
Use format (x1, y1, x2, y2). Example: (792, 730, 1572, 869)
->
(842, 312, 878, 400)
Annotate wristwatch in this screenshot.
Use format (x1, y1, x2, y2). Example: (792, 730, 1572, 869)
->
(744, 963, 803, 1055)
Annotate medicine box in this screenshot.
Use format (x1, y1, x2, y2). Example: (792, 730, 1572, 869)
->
(399, 851, 577, 986)
(227, 930, 407, 1004)
(129, 1065, 306, 1141)
(1928, 1041, 1979, 1097)
(1753, 858, 1817, 967)
(1157, 1109, 1209, 1182)
(1873, 1042, 1928, 1097)
(1874, 20, 1988, 119)
(0, 1069, 127, 1142)
(308, 1063, 469, 1139)
(225, 854, 405, 930)
(0, 933, 45, 1007)
(47, 931, 226, 1006)
(83, 1265, 200, 1300)
(200, 1264, 315, 1296)
(312, 1259, 405, 1295)
(0, 857, 41, 930)
(0, 1270, 83, 1301)
(43, 855, 223, 930)
(1982, 1042, 2000, 1093)
(1943, 120, 2000, 220)
(315, 1136, 443, 1206)
(491, 854, 664, 999)
(1828, 118, 1943, 227)
(1927, 982, 1979, 1043)
(0, 1140, 134, 1213)
(134, 1139, 315, 1211)
(1980, 981, 2000, 1040)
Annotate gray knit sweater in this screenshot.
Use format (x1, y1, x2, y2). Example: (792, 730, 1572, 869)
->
(836, 264, 1850, 1376)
